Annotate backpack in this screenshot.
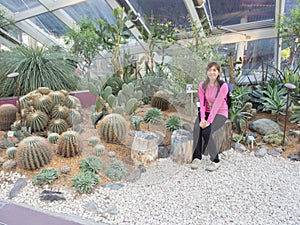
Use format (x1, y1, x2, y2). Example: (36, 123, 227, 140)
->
(202, 80, 232, 109)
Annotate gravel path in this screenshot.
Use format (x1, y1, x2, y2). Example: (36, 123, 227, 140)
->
(1, 149, 299, 225)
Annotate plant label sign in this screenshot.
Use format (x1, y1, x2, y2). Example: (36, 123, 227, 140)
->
(7, 131, 14, 137)
(186, 84, 193, 93)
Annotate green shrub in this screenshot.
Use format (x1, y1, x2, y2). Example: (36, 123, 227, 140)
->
(79, 156, 102, 173)
(33, 168, 60, 186)
(71, 171, 99, 193)
(104, 160, 127, 181)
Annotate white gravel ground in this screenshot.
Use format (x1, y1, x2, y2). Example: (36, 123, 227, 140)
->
(1, 149, 299, 225)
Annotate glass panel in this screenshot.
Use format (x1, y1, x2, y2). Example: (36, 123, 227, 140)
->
(0, 0, 40, 13)
(28, 12, 68, 37)
(129, 0, 190, 29)
(64, 0, 116, 24)
(209, 0, 275, 27)
(1, 24, 23, 43)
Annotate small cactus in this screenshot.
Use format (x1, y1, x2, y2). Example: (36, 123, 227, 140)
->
(151, 91, 169, 111)
(144, 108, 163, 125)
(88, 136, 100, 146)
(165, 115, 181, 132)
(49, 91, 66, 105)
(67, 109, 82, 126)
(92, 144, 105, 156)
(17, 136, 53, 170)
(57, 131, 82, 157)
(6, 147, 17, 159)
(48, 133, 60, 144)
(99, 113, 127, 143)
(48, 119, 68, 134)
(0, 104, 18, 131)
(104, 160, 127, 181)
(130, 115, 143, 131)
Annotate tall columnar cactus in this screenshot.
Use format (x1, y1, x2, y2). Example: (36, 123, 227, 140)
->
(57, 131, 82, 157)
(48, 119, 68, 134)
(0, 104, 18, 131)
(17, 136, 53, 170)
(26, 110, 49, 132)
(151, 90, 169, 111)
(99, 113, 127, 143)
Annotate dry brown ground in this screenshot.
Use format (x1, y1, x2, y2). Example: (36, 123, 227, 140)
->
(0, 105, 299, 191)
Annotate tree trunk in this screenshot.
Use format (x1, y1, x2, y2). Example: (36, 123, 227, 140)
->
(170, 129, 193, 164)
(213, 120, 232, 153)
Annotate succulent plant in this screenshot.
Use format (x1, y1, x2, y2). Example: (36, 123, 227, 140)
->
(34, 95, 54, 114)
(33, 168, 60, 186)
(92, 144, 105, 156)
(48, 133, 60, 144)
(130, 115, 143, 131)
(99, 113, 127, 143)
(17, 136, 53, 170)
(19, 95, 32, 108)
(48, 118, 68, 134)
(125, 98, 138, 115)
(88, 136, 100, 147)
(37, 87, 51, 95)
(26, 110, 49, 132)
(104, 160, 127, 181)
(71, 171, 99, 193)
(6, 146, 17, 159)
(66, 95, 80, 108)
(49, 91, 66, 105)
(0, 104, 18, 131)
(57, 131, 82, 157)
(151, 90, 169, 111)
(67, 109, 82, 126)
(79, 156, 102, 173)
(51, 104, 69, 119)
(165, 115, 181, 132)
(144, 108, 163, 125)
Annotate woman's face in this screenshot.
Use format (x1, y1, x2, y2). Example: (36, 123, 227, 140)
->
(207, 66, 220, 82)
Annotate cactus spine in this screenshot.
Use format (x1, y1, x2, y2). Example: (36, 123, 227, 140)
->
(17, 136, 53, 170)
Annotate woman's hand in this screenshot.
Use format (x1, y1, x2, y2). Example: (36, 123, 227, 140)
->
(200, 119, 210, 129)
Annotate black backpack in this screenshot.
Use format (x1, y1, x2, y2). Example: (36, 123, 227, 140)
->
(218, 80, 232, 109)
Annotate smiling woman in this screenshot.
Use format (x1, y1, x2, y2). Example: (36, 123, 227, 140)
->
(0, 46, 80, 97)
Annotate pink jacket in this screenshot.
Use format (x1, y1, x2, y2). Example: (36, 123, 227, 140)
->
(198, 81, 228, 123)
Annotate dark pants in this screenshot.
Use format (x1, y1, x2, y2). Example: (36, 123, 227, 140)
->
(193, 113, 227, 162)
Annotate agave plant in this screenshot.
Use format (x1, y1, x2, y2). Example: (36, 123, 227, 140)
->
(0, 46, 79, 97)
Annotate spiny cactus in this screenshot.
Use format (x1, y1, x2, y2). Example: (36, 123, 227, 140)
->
(26, 110, 49, 132)
(125, 98, 138, 115)
(66, 95, 80, 108)
(57, 131, 82, 157)
(48, 133, 60, 144)
(165, 115, 181, 132)
(92, 144, 105, 156)
(88, 136, 100, 147)
(48, 119, 68, 134)
(49, 91, 66, 105)
(51, 105, 69, 119)
(99, 113, 127, 143)
(0, 104, 18, 131)
(37, 87, 51, 95)
(34, 95, 53, 114)
(151, 90, 169, 111)
(19, 95, 32, 108)
(17, 136, 53, 170)
(144, 108, 163, 125)
(67, 109, 82, 126)
(6, 147, 17, 159)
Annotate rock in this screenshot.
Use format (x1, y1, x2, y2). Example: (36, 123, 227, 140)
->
(85, 201, 99, 213)
(106, 205, 119, 215)
(101, 183, 124, 190)
(9, 178, 27, 199)
(40, 190, 66, 201)
(60, 165, 71, 174)
(3, 160, 16, 170)
(126, 169, 141, 183)
(158, 146, 169, 158)
(268, 150, 281, 157)
(233, 142, 247, 152)
(181, 123, 192, 133)
(249, 119, 281, 135)
(255, 147, 267, 158)
(107, 151, 116, 158)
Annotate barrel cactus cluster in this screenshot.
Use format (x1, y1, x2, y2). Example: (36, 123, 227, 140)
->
(13, 87, 82, 135)
(0, 104, 18, 131)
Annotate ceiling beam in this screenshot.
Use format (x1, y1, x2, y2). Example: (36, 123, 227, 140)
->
(183, 0, 205, 36)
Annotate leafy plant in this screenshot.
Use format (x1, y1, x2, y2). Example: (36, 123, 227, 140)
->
(290, 104, 300, 124)
(144, 108, 163, 125)
(79, 156, 102, 174)
(71, 171, 99, 193)
(0, 46, 79, 97)
(33, 168, 60, 186)
(104, 160, 127, 181)
(165, 115, 181, 132)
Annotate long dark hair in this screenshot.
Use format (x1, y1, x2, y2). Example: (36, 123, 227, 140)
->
(202, 61, 221, 91)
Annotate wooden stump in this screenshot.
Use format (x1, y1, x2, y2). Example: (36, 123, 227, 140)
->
(170, 129, 193, 164)
(213, 119, 232, 153)
(131, 131, 159, 166)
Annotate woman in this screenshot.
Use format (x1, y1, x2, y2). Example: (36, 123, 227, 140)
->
(191, 61, 228, 171)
